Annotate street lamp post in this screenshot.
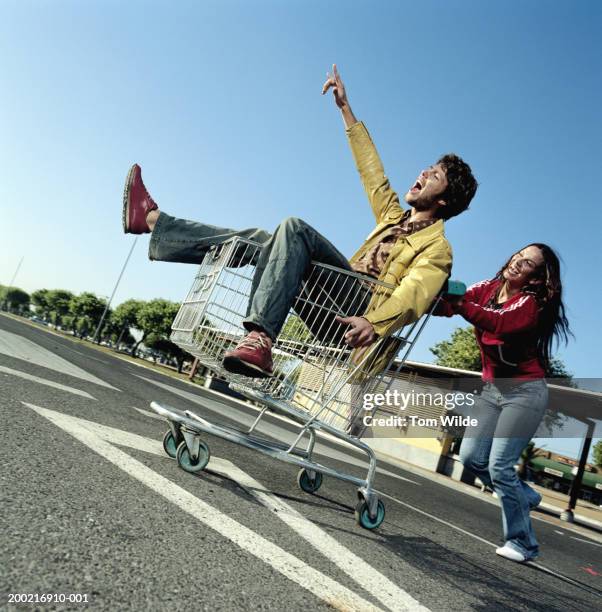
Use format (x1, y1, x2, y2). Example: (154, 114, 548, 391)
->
(92, 238, 138, 344)
(8, 256, 24, 287)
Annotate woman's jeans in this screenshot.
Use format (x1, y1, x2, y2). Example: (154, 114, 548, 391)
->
(459, 379, 548, 559)
(148, 212, 369, 341)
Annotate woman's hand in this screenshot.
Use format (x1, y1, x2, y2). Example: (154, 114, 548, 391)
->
(447, 296, 465, 312)
(321, 64, 349, 109)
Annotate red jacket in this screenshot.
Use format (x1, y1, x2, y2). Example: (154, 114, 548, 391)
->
(436, 278, 545, 381)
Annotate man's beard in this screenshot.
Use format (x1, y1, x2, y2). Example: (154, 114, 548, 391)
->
(411, 196, 438, 212)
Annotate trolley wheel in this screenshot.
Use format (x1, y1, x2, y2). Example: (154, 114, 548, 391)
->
(355, 499, 385, 530)
(297, 468, 323, 494)
(162, 429, 179, 458)
(176, 440, 210, 473)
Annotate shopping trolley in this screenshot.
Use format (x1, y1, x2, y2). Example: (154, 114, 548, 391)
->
(150, 237, 464, 529)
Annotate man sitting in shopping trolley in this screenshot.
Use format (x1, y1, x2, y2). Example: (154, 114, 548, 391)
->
(122, 65, 478, 379)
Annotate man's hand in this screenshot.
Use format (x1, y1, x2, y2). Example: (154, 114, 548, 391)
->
(321, 64, 349, 109)
(335, 315, 377, 348)
(322, 64, 357, 128)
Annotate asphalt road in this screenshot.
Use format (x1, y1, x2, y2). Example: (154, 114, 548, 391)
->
(1, 314, 601, 611)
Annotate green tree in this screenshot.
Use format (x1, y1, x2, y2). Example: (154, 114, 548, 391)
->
(112, 299, 145, 348)
(145, 335, 190, 373)
(137, 300, 192, 370)
(69, 292, 106, 338)
(280, 314, 312, 343)
(31, 289, 51, 320)
(3, 287, 30, 314)
(46, 289, 75, 327)
(545, 357, 577, 388)
(96, 309, 115, 343)
(91, 306, 116, 344)
(592, 440, 602, 468)
(430, 326, 481, 371)
(134, 299, 179, 357)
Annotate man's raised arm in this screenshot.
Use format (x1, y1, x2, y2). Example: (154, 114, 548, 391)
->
(321, 63, 358, 128)
(322, 64, 403, 224)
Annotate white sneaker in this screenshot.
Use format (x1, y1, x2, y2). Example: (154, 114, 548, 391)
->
(495, 543, 527, 563)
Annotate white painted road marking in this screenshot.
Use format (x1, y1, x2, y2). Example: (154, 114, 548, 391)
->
(571, 537, 602, 548)
(133, 407, 165, 421)
(209, 455, 427, 611)
(48, 404, 427, 610)
(379, 490, 497, 549)
(379, 490, 602, 589)
(26, 404, 429, 612)
(0, 329, 119, 390)
(0, 366, 96, 399)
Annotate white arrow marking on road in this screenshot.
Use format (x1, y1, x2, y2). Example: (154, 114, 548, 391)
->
(25, 403, 424, 612)
(0, 329, 119, 390)
(133, 407, 165, 421)
(135, 375, 419, 486)
(26, 404, 427, 611)
(0, 366, 96, 399)
(210, 456, 428, 611)
(570, 537, 602, 548)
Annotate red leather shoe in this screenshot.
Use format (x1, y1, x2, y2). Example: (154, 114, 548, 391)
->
(223, 331, 273, 378)
(122, 164, 158, 234)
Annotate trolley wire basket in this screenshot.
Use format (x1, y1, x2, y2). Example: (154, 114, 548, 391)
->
(151, 237, 464, 529)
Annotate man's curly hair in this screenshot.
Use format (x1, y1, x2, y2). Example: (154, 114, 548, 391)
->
(436, 154, 478, 220)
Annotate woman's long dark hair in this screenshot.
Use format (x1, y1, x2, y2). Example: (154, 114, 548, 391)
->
(495, 243, 572, 370)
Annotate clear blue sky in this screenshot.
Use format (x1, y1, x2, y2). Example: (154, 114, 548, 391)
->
(1, 2, 600, 456)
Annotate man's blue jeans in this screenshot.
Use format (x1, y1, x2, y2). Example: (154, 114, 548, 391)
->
(459, 380, 548, 559)
(149, 213, 369, 341)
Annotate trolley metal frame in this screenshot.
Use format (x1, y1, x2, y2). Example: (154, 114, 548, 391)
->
(150, 237, 463, 529)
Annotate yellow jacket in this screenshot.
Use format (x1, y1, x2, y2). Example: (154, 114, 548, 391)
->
(347, 122, 452, 338)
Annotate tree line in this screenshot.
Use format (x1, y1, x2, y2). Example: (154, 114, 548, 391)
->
(1, 283, 576, 382)
(0, 284, 191, 373)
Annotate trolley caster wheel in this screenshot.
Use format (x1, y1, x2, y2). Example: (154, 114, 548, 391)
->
(176, 440, 210, 473)
(297, 468, 323, 494)
(355, 499, 385, 530)
(162, 429, 179, 458)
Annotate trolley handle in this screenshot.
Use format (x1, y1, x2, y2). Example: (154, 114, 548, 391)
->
(442, 279, 466, 297)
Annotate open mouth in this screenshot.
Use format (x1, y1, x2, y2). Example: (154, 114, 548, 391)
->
(410, 179, 423, 194)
